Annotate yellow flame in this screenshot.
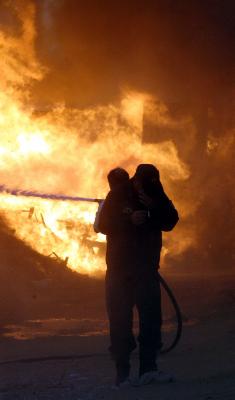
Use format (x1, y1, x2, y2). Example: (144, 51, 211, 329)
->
(0, 1, 194, 275)
(17, 132, 51, 155)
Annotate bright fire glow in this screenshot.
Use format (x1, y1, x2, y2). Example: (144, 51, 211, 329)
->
(0, 1, 195, 275)
(17, 133, 51, 155)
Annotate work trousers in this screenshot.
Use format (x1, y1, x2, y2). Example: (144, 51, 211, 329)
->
(105, 269, 162, 375)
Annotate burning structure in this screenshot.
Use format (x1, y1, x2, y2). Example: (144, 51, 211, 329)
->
(0, 0, 234, 276)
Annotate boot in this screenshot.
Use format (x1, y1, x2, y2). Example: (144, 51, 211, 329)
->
(115, 358, 130, 386)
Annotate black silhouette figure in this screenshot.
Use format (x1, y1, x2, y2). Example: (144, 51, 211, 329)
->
(98, 164, 179, 386)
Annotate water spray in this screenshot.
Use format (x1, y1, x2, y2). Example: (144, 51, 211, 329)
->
(0, 184, 103, 203)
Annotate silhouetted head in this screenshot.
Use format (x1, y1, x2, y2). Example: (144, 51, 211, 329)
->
(133, 164, 161, 195)
(107, 167, 129, 190)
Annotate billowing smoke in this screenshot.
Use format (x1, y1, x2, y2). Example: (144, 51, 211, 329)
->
(36, 0, 235, 270)
(0, 0, 234, 272)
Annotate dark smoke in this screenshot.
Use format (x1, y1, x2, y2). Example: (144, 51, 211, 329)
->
(34, 0, 235, 270)
(34, 1, 234, 112)
(1, 0, 235, 270)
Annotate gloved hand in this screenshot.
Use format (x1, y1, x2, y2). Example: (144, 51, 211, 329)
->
(138, 191, 154, 209)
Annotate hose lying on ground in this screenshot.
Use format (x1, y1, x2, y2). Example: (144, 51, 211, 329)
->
(158, 273, 183, 354)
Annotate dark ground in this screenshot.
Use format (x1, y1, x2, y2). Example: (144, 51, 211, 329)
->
(0, 222, 234, 399)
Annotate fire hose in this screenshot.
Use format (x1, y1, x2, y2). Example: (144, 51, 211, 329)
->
(0, 184, 182, 354)
(158, 273, 182, 354)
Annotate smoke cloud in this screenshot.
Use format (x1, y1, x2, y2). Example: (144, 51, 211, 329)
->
(36, 0, 235, 270)
(0, 0, 234, 271)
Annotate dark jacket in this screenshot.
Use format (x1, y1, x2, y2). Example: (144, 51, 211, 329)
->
(98, 179, 179, 275)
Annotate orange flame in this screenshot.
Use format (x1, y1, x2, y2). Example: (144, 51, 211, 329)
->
(0, 1, 195, 275)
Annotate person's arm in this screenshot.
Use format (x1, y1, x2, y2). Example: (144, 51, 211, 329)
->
(139, 188, 179, 232)
(98, 191, 133, 235)
(149, 193, 179, 231)
(93, 201, 104, 233)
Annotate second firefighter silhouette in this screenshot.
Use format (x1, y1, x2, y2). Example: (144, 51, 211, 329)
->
(98, 164, 179, 386)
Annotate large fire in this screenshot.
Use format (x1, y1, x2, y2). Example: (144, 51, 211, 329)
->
(0, 2, 195, 275)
